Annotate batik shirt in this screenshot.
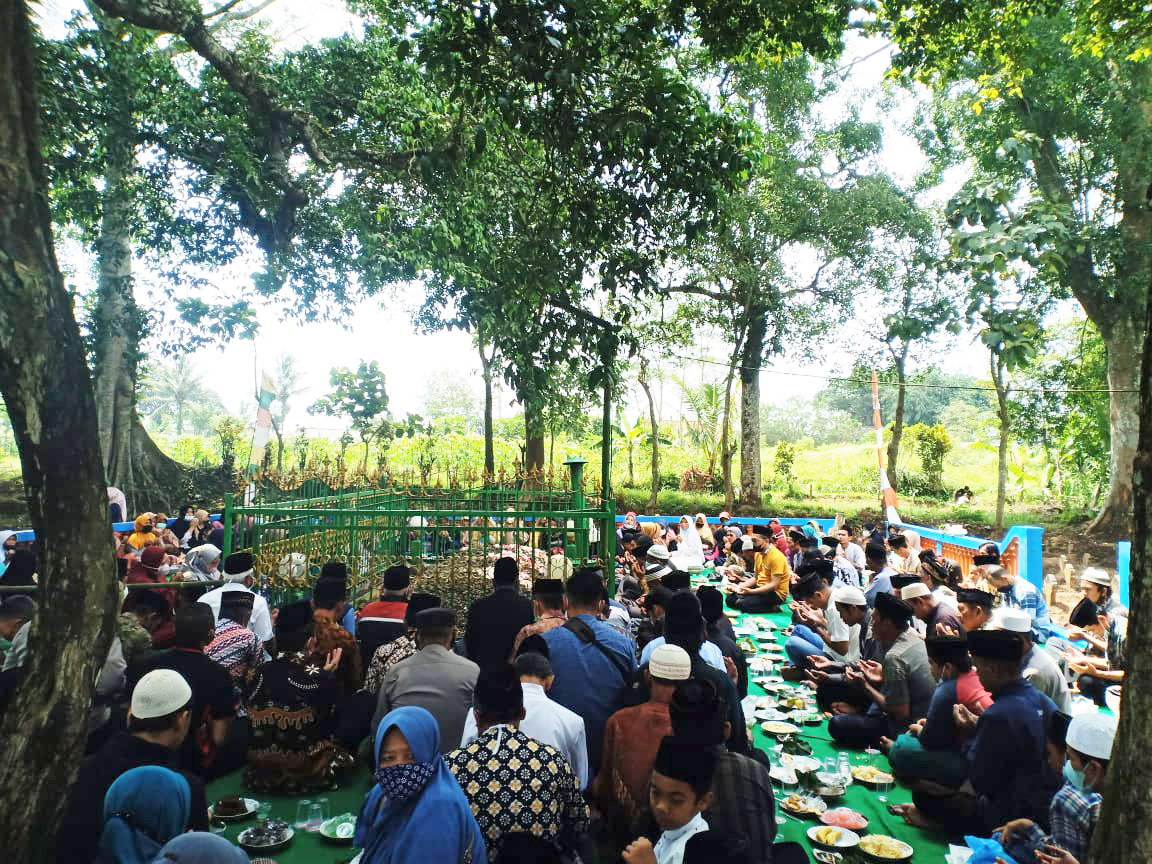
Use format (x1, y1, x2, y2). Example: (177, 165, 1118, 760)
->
(363, 633, 417, 695)
(445, 725, 589, 858)
(206, 618, 263, 715)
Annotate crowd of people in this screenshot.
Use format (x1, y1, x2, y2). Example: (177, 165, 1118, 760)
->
(0, 508, 1126, 863)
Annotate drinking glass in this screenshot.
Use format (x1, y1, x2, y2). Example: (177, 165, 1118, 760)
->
(876, 776, 893, 804)
(307, 801, 325, 832)
(294, 799, 312, 830)
(256, 800, 272, 822)
(769, 753, 788, 825)
(316, 797, 331, 825)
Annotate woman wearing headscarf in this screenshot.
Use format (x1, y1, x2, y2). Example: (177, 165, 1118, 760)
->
(150, 832, 247, 864)
(168, 505, 198, 550)
(0, 530, 16, 579)
(97, 765, 191, 864)
(669, 515, 705, 571)
(618, 511, 640, 538)
(356, 705, 488, 864)
(694, 513, 715, 551)
(0, 547, 36, 589)
(125, 514, 158, 554)
(183, 545, 222, 582)
(639, 520, 663, 544)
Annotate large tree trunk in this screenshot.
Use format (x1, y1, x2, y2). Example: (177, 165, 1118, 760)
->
(738, 306, 767, 512)
(523, 398, 546, 482)
(639, 359, 659, 510)
(479, 340, 495, 477)
(885, 347, 909, 490)
(1089, 236, 1152, 864)
(720, 361, 738, 512)
(1088, 274, 1145, 538)
(89, 64, 183, 514)
(0, 7, 117, 860)
(991, 352, 1009, 533)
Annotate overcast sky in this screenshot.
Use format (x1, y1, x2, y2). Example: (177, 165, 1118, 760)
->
(46, 1, 1002, 433)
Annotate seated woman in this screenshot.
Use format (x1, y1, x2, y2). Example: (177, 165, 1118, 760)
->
(151, 832, 248, 862)
(97, 765, 191, 864)
(669, 515, 705, 571)
(694, 513, 715, 552)
(183, 544, 222, 583)
(122, 514, 158, 556)
(356, 706, 488, 864)
(244, 600, 353, 794)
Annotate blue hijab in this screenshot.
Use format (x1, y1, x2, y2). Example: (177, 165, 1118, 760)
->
(356, 706, 488, 864)
(98, 766, 191, 864)
(150, 832, 248, 864)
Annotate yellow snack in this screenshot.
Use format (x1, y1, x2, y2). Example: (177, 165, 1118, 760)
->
(859, 835, 911, 858)
(851, 765, 894, 783)
(815, 827, 842, 845)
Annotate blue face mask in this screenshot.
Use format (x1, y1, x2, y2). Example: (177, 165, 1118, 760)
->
(1063, 760, 1087, 791)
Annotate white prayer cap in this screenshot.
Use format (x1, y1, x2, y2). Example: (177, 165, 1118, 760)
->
(900, 583, 931, 601)
(131, 669, 192, 719)
(649, 644, 692, 681)
(833, 586, 867, 607)
(991, 607, 1032, 634)
(1067, 712, 1118, 761)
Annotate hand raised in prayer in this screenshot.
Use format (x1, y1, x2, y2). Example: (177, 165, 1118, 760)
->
(808, 654, 835, 670)
(995, 818, 1035, 846)
(934, 623, 960, 638)
(1036, 845, 1079, 864)
(622, 836, 658, 864)
(952, 703, 979, 733)
(723, 655, 738, 683)
(1064, 626, 1084, 640)
(859, 659, 883, 685)
(844, 666, 866, 688)
(1068, 660, 1094, 675)
(323, 647, 343, 673)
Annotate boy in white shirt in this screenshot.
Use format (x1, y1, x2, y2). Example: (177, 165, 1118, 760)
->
(623, 736, 716, 864)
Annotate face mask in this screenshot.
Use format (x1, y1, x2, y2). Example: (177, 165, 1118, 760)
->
(1063, 760, 1087, 791)
(157, 564, 171, 577)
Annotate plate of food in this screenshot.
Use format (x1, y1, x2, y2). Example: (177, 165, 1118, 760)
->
(237, 821, 294, 854)
(858, 834, 914, 861)
(724, 608, 742, 618)
(750, 617, 777, 630)
(807, 826, 860, 849)
(815, 782, 847, 800)
(756, 680, 793, 692)
(209, 796, 258, 822)
(760, 720, 800, 736)
(850, 765, 895, 787)
(820, 808, 870, 831)
(769, 764, 798, 786)
(755, 708, 791, 721)
(781, 794, 827, 818)
(318, 813, 357, 845)
(780, 753, 822, 773)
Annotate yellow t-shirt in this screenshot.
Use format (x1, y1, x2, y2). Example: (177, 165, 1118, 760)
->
(754, 546, 790, 601)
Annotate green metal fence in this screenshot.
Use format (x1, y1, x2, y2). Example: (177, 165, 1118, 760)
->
(223, 459, 616, 618)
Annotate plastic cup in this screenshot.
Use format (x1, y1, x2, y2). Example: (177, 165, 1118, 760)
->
(294, 799, 312, 829)
(256, 800, 272, 821)
(307, 801, 324, 832)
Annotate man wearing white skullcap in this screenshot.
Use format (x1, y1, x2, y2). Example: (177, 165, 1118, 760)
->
(998, 712, 1117, 861)
(992, 607, 1073, 714)
(1079, 567, 1125, 616)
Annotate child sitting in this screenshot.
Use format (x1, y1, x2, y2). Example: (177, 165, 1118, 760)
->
(622, 736, 716, 864)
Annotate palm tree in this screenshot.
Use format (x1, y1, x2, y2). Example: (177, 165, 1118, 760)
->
(674, 378, 738, 476)
(138, 356, 223, 435)
(596, 414, 670, 487)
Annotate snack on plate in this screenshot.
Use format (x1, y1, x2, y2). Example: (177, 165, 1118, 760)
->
(760, 720, 800, 735)
(782, 794, 827, 816)
(213, 797, 248, 817)
(858, 835, 913, 859)
(820, 808, 869, 830)
(851, 765, 895, 784)
(814, 827, 842, 845)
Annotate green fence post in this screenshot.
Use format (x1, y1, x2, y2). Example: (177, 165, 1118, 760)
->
(566, 457, 589, 563)
(223, 492, 234, 557)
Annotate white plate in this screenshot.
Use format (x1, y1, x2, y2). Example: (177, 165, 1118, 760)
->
(781, 754, 822, 773)
(807, 826, 860, 849)
(769, 765, 799, 785)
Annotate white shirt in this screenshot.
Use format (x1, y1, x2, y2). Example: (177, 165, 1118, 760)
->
(838, 541, 866, 572)
(653, 811, 709, 864)
(641, 637, 725, 672)
(460, 682, 590, 789)
(823, 598, 860, 664)
(198, 583, 273, 642)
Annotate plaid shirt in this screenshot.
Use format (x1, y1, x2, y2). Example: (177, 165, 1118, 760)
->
(1047, 783, 1101, 860)
(704, 748, 777, 864)
(1001, 579, 1053, 639)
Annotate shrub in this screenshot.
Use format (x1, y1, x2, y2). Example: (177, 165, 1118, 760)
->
(773, 441, 797, 480)
(912, 423, 953, 494)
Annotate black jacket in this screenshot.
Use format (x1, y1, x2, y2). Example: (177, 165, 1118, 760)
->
(55, 732, 209, 863)
(463, 585, 534, 672)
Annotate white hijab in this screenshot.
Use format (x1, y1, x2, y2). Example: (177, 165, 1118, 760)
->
(672, 514, 705, 565)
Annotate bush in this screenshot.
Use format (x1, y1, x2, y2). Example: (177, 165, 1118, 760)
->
(773, 441, 797, 480)
(911, 423, 953, 494)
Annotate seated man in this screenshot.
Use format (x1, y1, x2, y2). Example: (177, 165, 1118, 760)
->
(985, 566, 1053, 642)
(884, 634, 992, 787)
(461, 643, 589, 789)
(726, 535, 788, 613)
(198, 552, 274, 651)
(997, 713, 1117, 863)
(375, 607, 480, 750)
(784, 564, 857, 668)
(55, 670, 209, 864)
(669, 679, 778, 864)
(445, 664, 589, 861)
(862, 542, 897, 608)
(245, 600, 352, 794)
(1061, 605, 1126, 708)
(992, 607, 1073, 714)
(901, 582, 962, 636)
(955, 588, 995, 633)
(697, 586, 747, 698)
(898, 629, 1059, 835)
(810, 586, 880, 714)
(357, 564, 412, 667)
(511, 578, 568, 656)
(361, 592, 441, 696)
(828, 593, 935, 749)
(594, 644, 689, 845)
